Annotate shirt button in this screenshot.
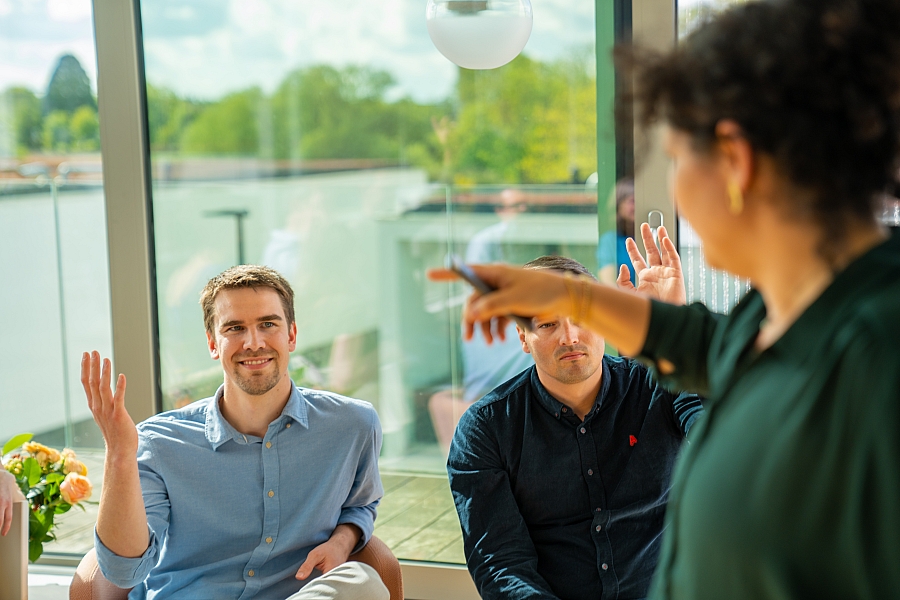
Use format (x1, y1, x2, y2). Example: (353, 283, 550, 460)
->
(266, 442, 272, 449)
(562, 407, 567, 413)
(580, 427, 586, 434)
(587, 469, 593, 476)
(266, 537, 273, 544)
(601, 563, 608, 571)
(595, 525, 601, 532)
(286, 423, 291, 428)
(595, 507, 601, 512)
(248, 570, 255, 577)
(268, 490, 275, 498)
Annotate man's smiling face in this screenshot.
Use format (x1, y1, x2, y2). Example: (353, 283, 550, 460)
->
(206, 287, 297, 396)
(519, 315, 605, 386)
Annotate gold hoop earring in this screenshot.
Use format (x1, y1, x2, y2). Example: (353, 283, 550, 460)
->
(727, 180, 744, 215)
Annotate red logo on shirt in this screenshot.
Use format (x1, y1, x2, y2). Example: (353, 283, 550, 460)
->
(629, 435, 637, 447)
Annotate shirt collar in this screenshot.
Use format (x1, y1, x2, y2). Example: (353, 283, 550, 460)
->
(204, 381, 309, 450)
(529, 358, 612, 421)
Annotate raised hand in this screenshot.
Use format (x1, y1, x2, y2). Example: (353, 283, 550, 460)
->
(617, 223, 686, 306)
(81, 351, 137, 459)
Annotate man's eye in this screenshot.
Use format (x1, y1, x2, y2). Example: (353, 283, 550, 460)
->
(262, 322, 275, 328)
(538, 322, 556, 329)
(227, 326, 243, 332)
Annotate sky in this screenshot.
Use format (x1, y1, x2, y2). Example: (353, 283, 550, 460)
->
(0, 0, 597, 104)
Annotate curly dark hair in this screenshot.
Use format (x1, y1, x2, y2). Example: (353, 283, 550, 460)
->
(621, 0, 900, 260)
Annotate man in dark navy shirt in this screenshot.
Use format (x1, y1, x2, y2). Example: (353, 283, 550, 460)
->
(447, 254, 703, 600)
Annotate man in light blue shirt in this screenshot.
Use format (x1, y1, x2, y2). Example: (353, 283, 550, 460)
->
(81, 265, 387, 599)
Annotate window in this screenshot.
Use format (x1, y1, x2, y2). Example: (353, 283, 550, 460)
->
(0, 0, 109, 556)
(140, 0, 612, 565)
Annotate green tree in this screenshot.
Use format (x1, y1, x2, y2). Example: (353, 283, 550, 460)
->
(446, 52, 597, 184)
(181, 88, 263, 155)
(69, 105, 100, 152)
(42, 110, 71, 152)
(146, 83, 204, 152)
(270, 65, 440, 163)
(0, 87, 43, 154)
(44, 54, 95, 115)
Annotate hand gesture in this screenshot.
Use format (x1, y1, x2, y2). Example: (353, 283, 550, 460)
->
(295, 524, 360, 580)
(428, 264, 571, 344)
(81, 351, 137, 459)
(617, 223, 686, 306)
(0, 470, 25, 536)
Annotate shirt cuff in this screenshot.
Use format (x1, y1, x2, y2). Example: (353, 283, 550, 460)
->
(94, 526, 159, 589)
(338, 505, 376, 554)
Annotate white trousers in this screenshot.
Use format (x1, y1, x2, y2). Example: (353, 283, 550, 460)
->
(285, 561, 390, 600)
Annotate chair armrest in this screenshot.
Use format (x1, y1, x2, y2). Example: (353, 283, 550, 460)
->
(70, 548, 132, 600)
(350, 535, 404, 600)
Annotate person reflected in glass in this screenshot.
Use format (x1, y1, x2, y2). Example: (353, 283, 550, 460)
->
(597, 178, 636, 286)
(429, 188, 534, 452)
(448, 243, 702, 600)
(430, 0, 900, 597)
(81, 265, 388, 599)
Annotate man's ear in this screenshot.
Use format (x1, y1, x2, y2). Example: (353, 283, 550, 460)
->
(518, 326, 531, 354)
(207, 330, 220, 360)
(288, 322, 297, 352)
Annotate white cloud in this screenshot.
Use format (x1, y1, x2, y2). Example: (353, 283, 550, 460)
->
(1, 0, 596, 102)
(46, 0, 91, 22)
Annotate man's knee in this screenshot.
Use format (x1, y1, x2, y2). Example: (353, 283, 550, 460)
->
(288, 561, 389, 600)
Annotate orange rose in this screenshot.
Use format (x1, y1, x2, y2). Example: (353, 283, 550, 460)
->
(63, 457, 88, 476)
(60, 473, 92, 505)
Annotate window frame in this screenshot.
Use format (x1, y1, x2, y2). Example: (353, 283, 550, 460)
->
(90, 0, 676, 595)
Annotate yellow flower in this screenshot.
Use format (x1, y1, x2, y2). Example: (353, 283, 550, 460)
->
(60, 473, 92, 505)
(23, 442, 61, 467)
(3, 459, 23, 476)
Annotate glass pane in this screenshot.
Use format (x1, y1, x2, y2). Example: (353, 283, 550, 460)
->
(141, 0, 600, 564)
(0, 0, 110, 556)
(676, 0, 751, 312)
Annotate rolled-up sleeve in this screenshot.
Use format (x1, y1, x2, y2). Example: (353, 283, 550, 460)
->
(337, 408, 383, 553)
(94, 433, 170, 588)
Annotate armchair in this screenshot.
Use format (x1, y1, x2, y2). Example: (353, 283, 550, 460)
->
(70, 535, 403, 600)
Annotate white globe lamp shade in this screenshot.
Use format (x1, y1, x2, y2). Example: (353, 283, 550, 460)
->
(426, 0, 533, 70)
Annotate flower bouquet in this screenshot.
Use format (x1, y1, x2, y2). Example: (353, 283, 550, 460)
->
(2, 433, 93, 562)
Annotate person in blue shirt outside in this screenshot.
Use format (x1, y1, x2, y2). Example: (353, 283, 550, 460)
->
(447, 228, 702, 600)
(81, 265, 388, 599)
(597, 178, 636, 287)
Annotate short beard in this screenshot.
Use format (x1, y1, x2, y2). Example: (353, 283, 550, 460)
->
(231, 367, 282, 396)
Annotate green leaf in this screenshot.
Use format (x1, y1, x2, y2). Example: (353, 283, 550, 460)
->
(28, 538, 44, 563)
(23, 458, 41, 487)
(2, 433, 32, 456)
(45, 473, 65, 484)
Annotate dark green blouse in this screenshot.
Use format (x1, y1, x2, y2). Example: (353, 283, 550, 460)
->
(643, 230, 900, 599)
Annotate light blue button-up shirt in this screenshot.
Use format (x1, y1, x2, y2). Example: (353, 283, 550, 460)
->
(95, 383, 383, 599)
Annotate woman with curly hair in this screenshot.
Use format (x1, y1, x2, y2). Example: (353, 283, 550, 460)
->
(431, 0, 900, 597)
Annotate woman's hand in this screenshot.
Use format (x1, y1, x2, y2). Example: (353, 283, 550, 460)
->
(0, 469, 25, 536)
(428, 264, 572, 344)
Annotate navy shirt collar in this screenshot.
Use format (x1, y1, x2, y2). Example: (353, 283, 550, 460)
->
(205, 381, 309, 450)
(528, 358, 612, 422)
